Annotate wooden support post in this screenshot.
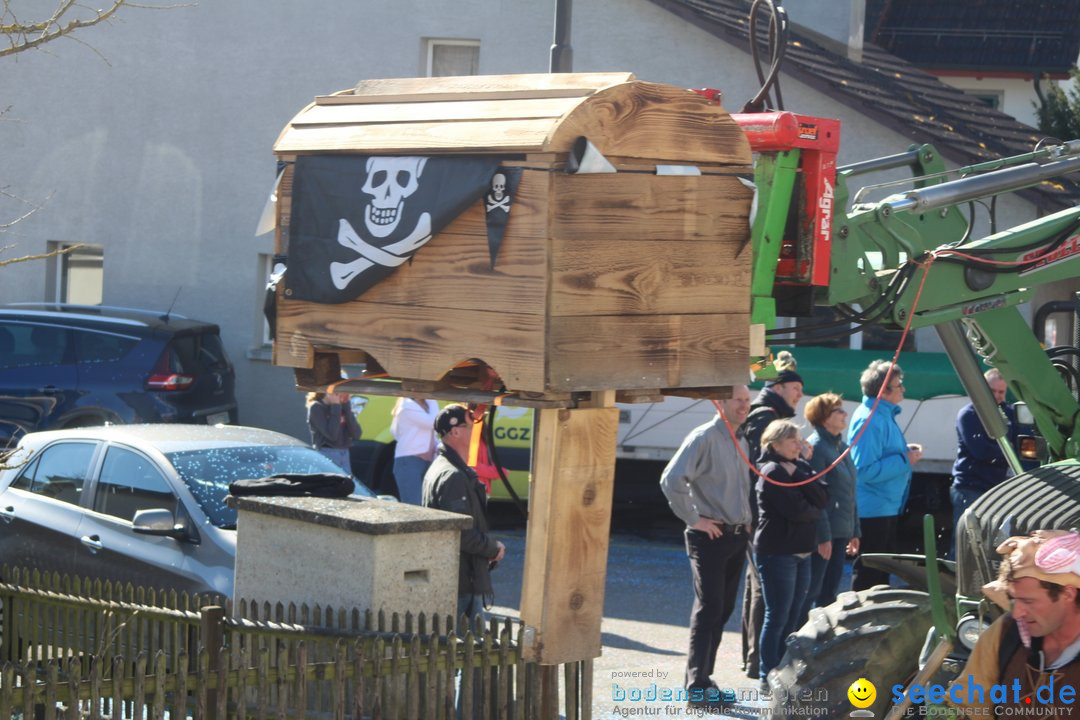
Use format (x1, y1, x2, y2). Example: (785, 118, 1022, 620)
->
(200, 605, 225, 720)
(521, 396, 618, 664)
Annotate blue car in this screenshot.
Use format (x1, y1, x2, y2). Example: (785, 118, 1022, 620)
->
(0, 304, 238, 443)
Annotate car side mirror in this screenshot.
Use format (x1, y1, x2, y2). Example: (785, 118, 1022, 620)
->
(132, 508, 190, 540)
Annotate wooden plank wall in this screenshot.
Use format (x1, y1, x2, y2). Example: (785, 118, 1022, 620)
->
(276, 167, 754, 392)
(272, 74, 755, 394)
(274, 167, 553, 390)
(545, 173, 753, 391)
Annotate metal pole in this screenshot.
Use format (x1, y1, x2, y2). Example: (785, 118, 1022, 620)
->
(1073, 292, 1080, 402)
(884, 154, 1080, 214)
(550, 0, 573, 72)
(936, 320, 1024, 475)
(838, 149, 923, 177)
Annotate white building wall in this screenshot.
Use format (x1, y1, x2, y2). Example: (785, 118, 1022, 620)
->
(0, 0, 1043, 439)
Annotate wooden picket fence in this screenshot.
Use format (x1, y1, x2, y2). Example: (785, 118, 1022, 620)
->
(0, 567, 591, 719)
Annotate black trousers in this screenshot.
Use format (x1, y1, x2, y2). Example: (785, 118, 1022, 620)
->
(740, 551, 764, 677)
(685, 528, 748, 690)
(852, 515, 898, 591)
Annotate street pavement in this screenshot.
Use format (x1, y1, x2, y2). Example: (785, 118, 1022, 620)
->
(487, 525, 791, 720)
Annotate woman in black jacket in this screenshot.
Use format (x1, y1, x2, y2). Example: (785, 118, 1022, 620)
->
(753, 419, 829, 693)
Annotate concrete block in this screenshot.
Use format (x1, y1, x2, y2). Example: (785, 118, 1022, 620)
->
(233, 496, 471, 619)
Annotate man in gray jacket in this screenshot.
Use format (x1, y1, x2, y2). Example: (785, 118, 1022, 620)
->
(660, 385, 753, 705)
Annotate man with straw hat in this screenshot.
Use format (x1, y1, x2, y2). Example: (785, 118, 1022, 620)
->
(949, 530, 1080, 717)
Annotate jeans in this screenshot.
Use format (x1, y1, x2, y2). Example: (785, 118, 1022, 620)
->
(756, 552, 812, 679)
(457, 593, 485, 630)
(685, 528, 748, 690)
(796, 538, 849, 627)
(394, 455, 431, 505)
(950, 485, 983, 560)
(318, 447, 352, 475)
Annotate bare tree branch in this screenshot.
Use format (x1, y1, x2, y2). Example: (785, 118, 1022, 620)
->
(0, 186, 50, 230)
(1, 0, 126, 58)
(0, 0, 190, 59)
(0, 242, 85, 268)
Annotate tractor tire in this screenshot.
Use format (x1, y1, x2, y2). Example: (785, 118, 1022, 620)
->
(767, 587, 935, 719)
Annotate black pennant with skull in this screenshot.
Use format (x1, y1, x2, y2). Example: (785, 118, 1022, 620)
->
(483, 167, 522, 269)
(286, 155, 500, 303)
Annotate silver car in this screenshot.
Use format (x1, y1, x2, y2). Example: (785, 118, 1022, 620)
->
(0, 424, 375, 596)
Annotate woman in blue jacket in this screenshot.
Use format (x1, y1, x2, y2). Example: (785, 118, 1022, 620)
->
(847, 361, 922, 591)
(753, 419, 829, 694)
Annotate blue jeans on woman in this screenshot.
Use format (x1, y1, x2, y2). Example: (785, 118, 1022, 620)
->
(394, 455, 431, 505)
(756, 552, 812, 680)
(318, 447, 352, 476)
(795, 538, 850, 628)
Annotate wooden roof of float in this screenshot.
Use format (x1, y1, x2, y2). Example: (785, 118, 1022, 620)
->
(274, 72, 752, 166)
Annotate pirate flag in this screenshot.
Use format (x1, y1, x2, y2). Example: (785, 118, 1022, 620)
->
(482, 167, 522, 269)
(286, 155, 500, 304)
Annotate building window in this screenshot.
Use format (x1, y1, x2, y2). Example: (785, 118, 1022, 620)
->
(966, 92, 1002, 111)
(49, 243, 103, 305)
(425, 39, 479, 77)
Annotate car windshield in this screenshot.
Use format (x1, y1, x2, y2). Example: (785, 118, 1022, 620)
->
(165, 445, 373, 528)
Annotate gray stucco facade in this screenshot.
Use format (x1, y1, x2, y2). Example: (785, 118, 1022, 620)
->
(0, 0, 1044, 440)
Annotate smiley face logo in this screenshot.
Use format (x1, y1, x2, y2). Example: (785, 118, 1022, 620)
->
(848, 678, 876, 708)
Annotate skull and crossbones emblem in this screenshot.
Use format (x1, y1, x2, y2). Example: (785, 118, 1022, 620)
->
(330, 157, 432, 290)
(485, 172, 510, 213)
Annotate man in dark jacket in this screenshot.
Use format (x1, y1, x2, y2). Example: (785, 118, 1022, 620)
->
(741, 368, 804, 678)
(422, 404, 505, 621)
(950, 368, 1017, 557)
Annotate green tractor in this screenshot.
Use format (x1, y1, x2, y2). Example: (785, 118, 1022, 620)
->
(738, 128, 1080, 717)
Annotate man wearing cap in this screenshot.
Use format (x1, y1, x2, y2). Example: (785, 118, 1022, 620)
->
(949, 530, 1080, 718)
(660, 385, 754, 706)
(422, 403, 506, 622)
(741, 362, 805, 679)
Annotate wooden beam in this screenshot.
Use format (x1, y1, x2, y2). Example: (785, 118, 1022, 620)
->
(308, 377, 578, 409)
(293, 352, 342, 389)
(521, 407, 618, 664)
(325, 72, 635, 104)
(293, 97, 583, 126)
(577, 390, 616, 409)
(615, 389, 664, 404)
(661, 386, 734, 400)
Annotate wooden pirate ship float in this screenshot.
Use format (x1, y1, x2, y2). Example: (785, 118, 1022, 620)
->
(267, 72, 763, 665)
(270, 72, 758, 407)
